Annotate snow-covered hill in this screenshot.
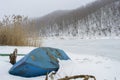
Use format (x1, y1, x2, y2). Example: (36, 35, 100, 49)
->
(34, 0, 120, 38)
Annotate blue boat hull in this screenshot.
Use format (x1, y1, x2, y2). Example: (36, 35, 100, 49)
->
(9, 47, 70, 77)
(9, 62, 58, 77)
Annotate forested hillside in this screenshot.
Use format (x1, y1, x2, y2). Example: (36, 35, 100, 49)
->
(34, 0, 120, 38)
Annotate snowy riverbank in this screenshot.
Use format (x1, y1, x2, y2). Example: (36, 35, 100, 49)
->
(0, 38, 120, 80)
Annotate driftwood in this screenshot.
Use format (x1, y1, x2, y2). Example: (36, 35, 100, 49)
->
(45, 72, 96, 80)
(9, 48, 17, 65)
(58, 75, 96, 80)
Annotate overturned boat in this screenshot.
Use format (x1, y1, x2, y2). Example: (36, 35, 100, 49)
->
(9, 47, 70, 77)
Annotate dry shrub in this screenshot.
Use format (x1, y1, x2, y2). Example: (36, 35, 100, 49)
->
(0, 15, 42, 47)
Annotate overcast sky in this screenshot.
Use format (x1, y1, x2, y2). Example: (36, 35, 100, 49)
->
(0, 0, 95, 18)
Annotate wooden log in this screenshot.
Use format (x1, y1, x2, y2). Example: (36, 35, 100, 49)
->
(58, 75, 96, 80)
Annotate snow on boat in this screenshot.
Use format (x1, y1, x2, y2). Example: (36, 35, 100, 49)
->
(9, 47, 70, 77)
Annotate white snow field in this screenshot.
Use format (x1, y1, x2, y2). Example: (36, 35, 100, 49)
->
(0, 38, 120, 80)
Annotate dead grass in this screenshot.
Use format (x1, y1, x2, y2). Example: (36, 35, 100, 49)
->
(0, 15, 42, 47)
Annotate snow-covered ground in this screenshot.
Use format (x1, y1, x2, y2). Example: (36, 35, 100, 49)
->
(0, 38, 120, 80)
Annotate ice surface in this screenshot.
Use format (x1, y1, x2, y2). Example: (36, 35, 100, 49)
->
(0, 38, 120, 80)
